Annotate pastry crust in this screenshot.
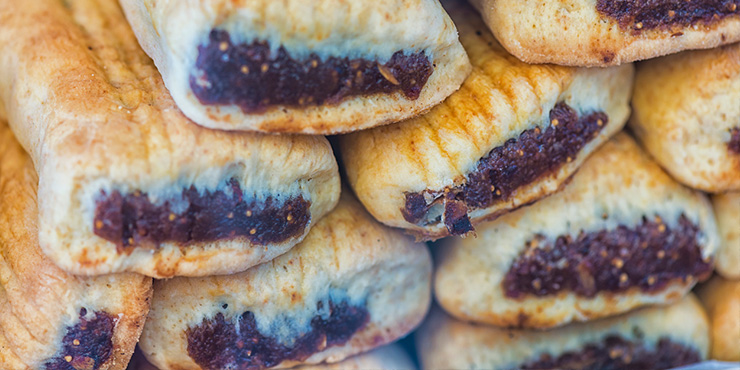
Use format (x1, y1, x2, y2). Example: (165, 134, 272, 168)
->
(339, 0, 633, 240)
(119, 0, 471, 134)
(434, 134, 718, 329)
(0, 0, 340, 278)
(128, 344, 415, 370)
(0, 121, 153, 370)
(417, 295, 710, 370)
(468, 0, 740, 66)
(630, 42, 740, 193)
(138, 191, 432, 370)
(712, 191, 740, 279)
(696, 276, 740, 361)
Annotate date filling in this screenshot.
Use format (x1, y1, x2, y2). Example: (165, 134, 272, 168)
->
(521, 335, 701, 370)
(45, 308, 116, 370)
(191, 30, 434, 113)
(94, 178, 310, 252)
(729, 127, 740, 154)
(401, 102, 608, 236)
(596, 0, 740, 33)
(187, 300, 369, 370)
(503, 215, 713, 298)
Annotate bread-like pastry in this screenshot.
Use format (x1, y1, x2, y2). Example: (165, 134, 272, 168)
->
(0, 0, 340, 278)
(118, 0, 471, 134)
(435, 134, 718, 329)
(696, 276, 740, 361)
(128, 344, 415, 370)
(630, 43, 740, 193)
(138, 191, 432, 370)
(417, 295, 709, 370)
(713, 191, 740, 279)
(468, 0, 740, 66)
(339, 0, 633, 240)
(0, 121, 153, 370)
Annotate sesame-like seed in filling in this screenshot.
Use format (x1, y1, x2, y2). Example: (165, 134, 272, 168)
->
(520, 335, 702, 370)
(596, 0, 740, 33)
(401, 102, 607, 235)
(186, 301, 369, 370)
(502, 215, 713, 299)
(93, 178, 311, 252)
(190, 30, 434, 113)
(45, 308, 116, 370)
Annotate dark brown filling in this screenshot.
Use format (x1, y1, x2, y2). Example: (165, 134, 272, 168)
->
(401, 102, 607, 235)
(186, 301, 369, 370)
(520, 335, 701, 370)
(93, 178, 310, 253)
(729, 127, 740, 154)
(45, 308, 116, 370)
(190, 30, 434, 113)
(503, 215, 713, 299)
(596, 0, 740, 33)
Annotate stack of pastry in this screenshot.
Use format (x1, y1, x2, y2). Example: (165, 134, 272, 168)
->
(0, 0, 737, 369)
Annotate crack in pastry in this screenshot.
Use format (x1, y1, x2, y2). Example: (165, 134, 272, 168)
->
(596, 0, 740, 33)
(0, 0, 340, 277)
(520, 336, 701, 370)
(729, 127, 740, 154)
(94, 178, 310, 252)
(401, 102, 607, 236)
(191, 30, 433, 113)
(187, 300, 369, 370)
(503, 215, 712, 299)
(416, 296, 709, 370)
(434, 134, 719, 329)
(45, 309, 116, 370)
(138, 193, 432, 370)
(119, 0, 471, 133)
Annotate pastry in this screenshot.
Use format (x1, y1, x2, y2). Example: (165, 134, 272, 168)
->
(138, 192, 432, 370)
(468, 0, 740, 66)
(435, 134, 718, 328)
(0, 121, 153, 370)
(713, 191, 740, 279)
(119, 0, 471, 134)
(417, 295, 709, 370)
(630, 42, 740, 193)
(127, 344, 415, 370)
(696, 276, 740, 361)
(0, 0, 340, 278)
(339, 0, 633, 240)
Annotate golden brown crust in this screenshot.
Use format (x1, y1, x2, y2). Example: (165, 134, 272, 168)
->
(697, 276, 740, 361)
(0, 0, 340, 277)
(712, 191, 740, 279)
(468, 0, 740, 66)
(0, 121, 152, 369)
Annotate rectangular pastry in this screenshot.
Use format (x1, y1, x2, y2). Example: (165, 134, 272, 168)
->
(417, 295, 709, 370)
(137, 192, 431, 370)
(0, 0, 340, 278)
(434, 134, 718, 329)
(118, 0, 472, 134)
(0, 121, 152, 370)
(468, 0, 740, 66)
(630, 42, 740, 193)
(339, 0, 633, 240)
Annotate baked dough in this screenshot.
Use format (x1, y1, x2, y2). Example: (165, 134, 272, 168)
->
(468, 0, 740, 66)
(138, 191, 432, 370)
(696, 276, 740, 362)
(339, 0, 633, 240)
(630, 42, 740, 193)
(0, 0, 340, 278)
(127, 344, 415, 370)
(119, 0, 471, 134)
(435, 134, 718, 329)
(0, 121, 153, 370)
(713, 191, 740, 279)
(417, 295, 710, 370)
